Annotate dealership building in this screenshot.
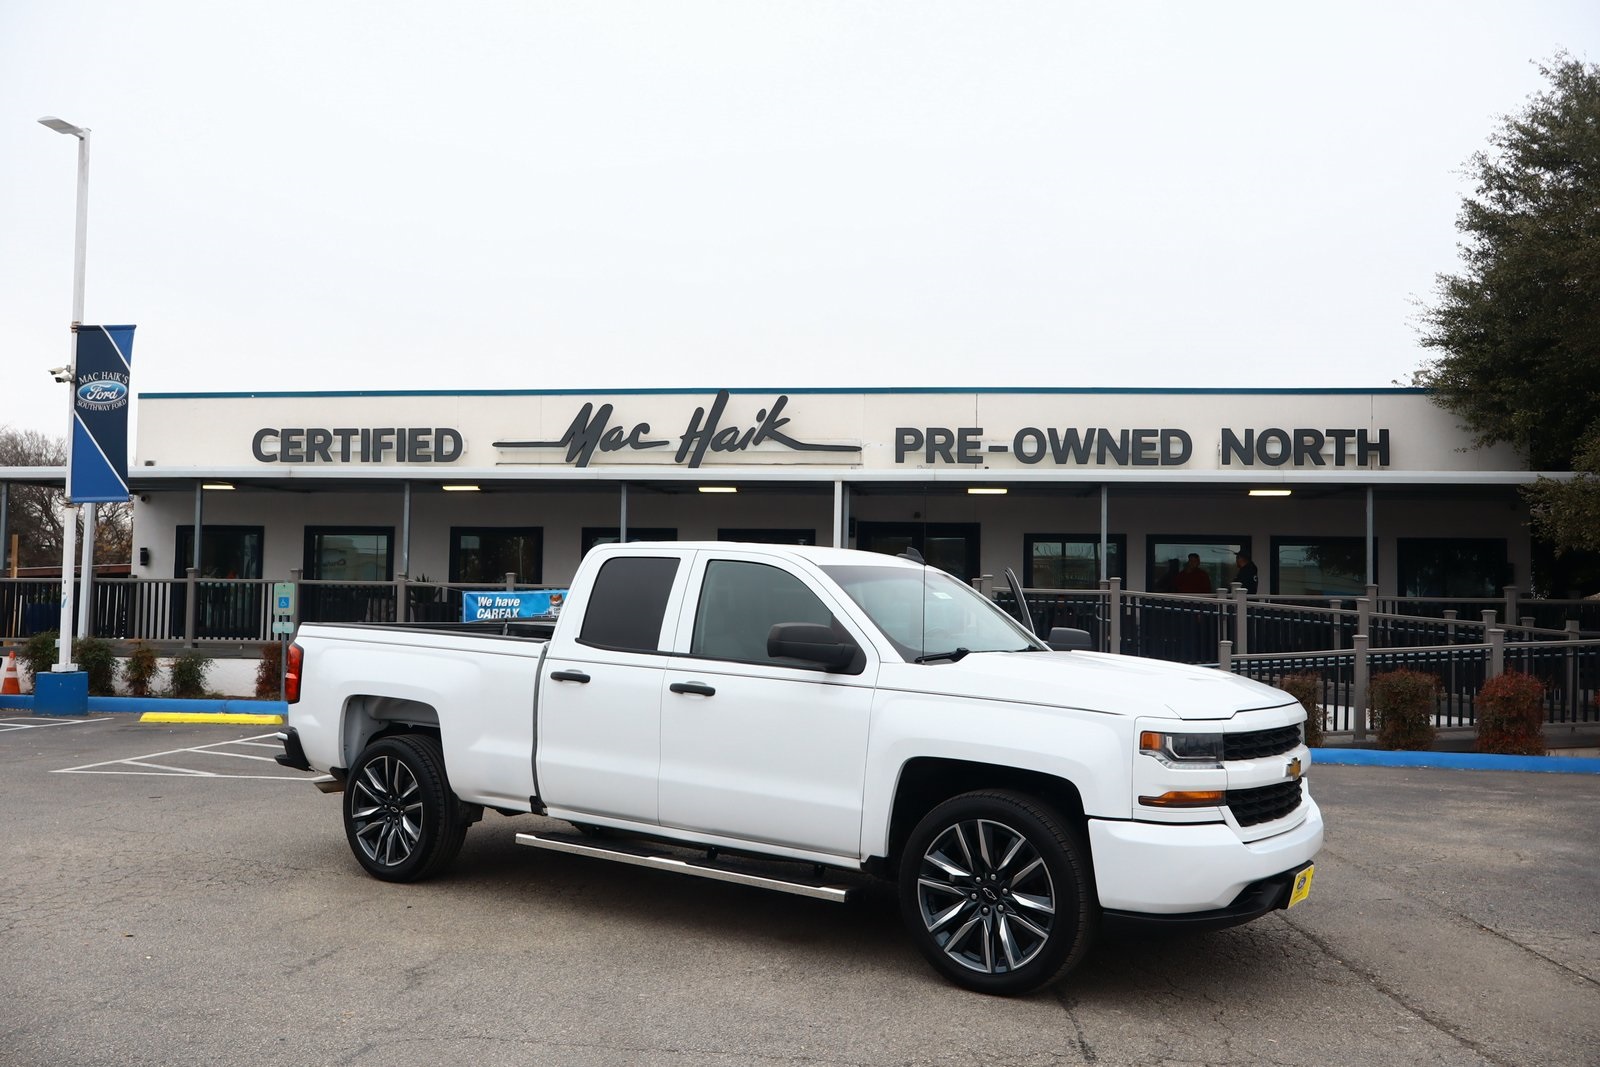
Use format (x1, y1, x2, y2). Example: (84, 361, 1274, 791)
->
(98, 386, 1541, 602)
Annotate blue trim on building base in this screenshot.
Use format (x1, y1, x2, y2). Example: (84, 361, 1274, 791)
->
(1313, 747, 1600, 775)
(0, 694, 288, 716)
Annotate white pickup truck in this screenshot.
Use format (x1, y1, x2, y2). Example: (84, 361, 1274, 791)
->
(278, 541, 1321, 995)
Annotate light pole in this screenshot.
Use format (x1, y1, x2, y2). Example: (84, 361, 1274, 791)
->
(39, 115, 90, 672)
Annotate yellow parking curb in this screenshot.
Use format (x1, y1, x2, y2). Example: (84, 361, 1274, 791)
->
(139, 712, 285, 725)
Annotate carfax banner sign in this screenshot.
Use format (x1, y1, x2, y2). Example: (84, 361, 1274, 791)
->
(69, 324, 135, 503)
(461, 590, 568, 621)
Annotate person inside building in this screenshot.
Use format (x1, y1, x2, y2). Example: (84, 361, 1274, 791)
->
(1174, 553, 1212, 594)
(1234, 550, 1259, 595)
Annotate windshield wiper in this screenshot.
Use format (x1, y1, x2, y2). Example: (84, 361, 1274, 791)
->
(915, 647, 971, 664)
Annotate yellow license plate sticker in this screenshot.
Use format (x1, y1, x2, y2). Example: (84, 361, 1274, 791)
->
(1288, 863, 1314, 908)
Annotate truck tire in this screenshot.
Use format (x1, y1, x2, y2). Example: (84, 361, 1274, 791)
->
(899, 790, 1097, 995)
(344, 734, 471, 883)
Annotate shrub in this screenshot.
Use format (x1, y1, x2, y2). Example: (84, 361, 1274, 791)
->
(1278, 672, 1326, 747)
(1370, 669, 1438, 750)
(169, 651, 213, 699)
(72, 637, 118, 696)
(255, 642, 283, 699)
(122, 642, 161, 697)
(1476, 670, 1546, 755)
(21, 631, 58, 685)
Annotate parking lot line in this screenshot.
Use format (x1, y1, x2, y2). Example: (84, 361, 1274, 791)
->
(0, 716, 113, 732)
(55, 732, 308, 781)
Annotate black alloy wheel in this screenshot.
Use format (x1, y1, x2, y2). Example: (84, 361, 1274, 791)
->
(899, 790, 1096, 995)
(343, 733, 471, 883)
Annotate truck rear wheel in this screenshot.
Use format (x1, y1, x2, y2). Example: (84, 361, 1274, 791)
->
(344, 734, 470, 883)
(899, 790, 1097, 995)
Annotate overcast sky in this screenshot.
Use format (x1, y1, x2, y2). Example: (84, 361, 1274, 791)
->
(2, 2, 1594, 440)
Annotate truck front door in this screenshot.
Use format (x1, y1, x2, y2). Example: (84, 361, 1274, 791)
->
(659, 553, 876, 859)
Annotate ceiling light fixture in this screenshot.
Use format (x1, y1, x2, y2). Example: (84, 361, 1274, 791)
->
(1248, 489, 1292, 497)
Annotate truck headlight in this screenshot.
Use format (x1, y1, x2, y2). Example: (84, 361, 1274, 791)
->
(1139, 730, 1223, 766)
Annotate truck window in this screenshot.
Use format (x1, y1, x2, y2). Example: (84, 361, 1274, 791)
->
(578, 556, 680, 653)
(691, 560, 838, 666)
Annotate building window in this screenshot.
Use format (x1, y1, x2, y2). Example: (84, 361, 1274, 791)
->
(172, 526, 264, 639)
(1147, 537, 1251, 595)
(450, 527, 542, 583)
(1271, 537, 1369, 596)
(1023, 534, 1126, 589)
(855, 522, 980, 581)
(581, 527, 677, 555)
(305, 527, 394, 581)
(578, 556, 681, 653)
(718, 528, 817, 546)
(1397, 538, 1510, 598)
(174, 525, 263, 580)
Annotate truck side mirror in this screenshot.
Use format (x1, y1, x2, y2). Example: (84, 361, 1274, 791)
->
(1047, 627, 1094, 652)
(768, 623, 859, 670)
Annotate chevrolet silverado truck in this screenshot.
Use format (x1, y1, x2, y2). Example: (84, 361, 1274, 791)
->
(278, 541, 1321, 995)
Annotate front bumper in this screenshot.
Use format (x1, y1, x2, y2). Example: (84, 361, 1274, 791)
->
(1088, 794, 1323, 915)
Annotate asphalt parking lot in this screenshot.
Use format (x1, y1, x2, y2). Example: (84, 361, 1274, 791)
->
(2, 714, 1597, 1067)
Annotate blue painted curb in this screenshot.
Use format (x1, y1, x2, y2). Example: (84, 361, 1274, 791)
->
(1313, 747, 1600, 775)
(0, 694, 287, 716)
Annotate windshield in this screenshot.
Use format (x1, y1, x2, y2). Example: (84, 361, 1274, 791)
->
(821, 564, 1047, 661)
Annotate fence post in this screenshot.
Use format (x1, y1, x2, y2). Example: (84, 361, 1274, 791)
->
(1108, 578, 1122, 655)
(1504, 585, 1518, 628)
(184, 566, 199, 649)
(504, 571, 516, 592)
(1481, 609, 1497, 632)
(1218, 639, 1232, 673)
(1357, 596, 1371, 645)
(1366, 583, 1379, 615)
(290, 568, 303, 631)
(1352, 633, 1370, 741)
(1232, 584, 1248, 656)
(1488, 628, 1505, 679)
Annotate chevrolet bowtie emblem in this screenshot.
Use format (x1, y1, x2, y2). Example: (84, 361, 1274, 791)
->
(1287, 757, 1303, 780)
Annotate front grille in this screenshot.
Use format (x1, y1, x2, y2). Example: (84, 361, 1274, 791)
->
(1226, 780, 1303, 827)
(1224, 725, 1301, 761)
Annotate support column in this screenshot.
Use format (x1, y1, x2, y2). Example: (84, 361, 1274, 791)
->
(619, 483, 629, 542)
(1099, 484, 1109, 583)
(77, 503, 96, 638)
(400, 481, 412, 578)
(1365, 485, 1375, 589)
(0, 482, 9, 576)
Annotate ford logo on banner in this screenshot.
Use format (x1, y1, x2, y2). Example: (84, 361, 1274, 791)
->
(77, 378, 129, 409)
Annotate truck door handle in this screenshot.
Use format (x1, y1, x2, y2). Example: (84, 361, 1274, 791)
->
(669, 681, 716, 697)
(550, 670, 591, 683)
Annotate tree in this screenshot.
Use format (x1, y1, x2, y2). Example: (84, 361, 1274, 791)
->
(0, 426, 132, 569)
(1415, 55, 1600, 579)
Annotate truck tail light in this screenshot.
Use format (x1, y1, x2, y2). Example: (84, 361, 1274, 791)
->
(286, 643, 304, 704)
(1138, 790, 1225, 808)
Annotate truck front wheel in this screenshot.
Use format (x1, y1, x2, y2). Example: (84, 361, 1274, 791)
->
(899, 790, 1097, 995)
(344, 734, 470, 883)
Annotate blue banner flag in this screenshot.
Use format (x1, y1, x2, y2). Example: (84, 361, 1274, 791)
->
(462, 590, 567, 621)
(69, 324, 135, 503)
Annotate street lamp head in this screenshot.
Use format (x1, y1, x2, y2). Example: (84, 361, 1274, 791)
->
(38, 116, 88, 138)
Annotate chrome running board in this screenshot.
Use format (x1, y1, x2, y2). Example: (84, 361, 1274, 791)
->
(514, 830, 855, 903)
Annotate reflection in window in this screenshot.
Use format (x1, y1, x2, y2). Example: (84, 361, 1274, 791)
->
(1397, 539, 1509, 598)
(1025, 534, 1126, 589)
(1147, 538, 1249, 595)
(451, 527, 542, 583)
(1273, 537, 1367, 596)
(306, 528, 393, 581)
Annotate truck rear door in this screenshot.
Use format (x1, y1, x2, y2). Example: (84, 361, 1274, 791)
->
(537, 549, 694, 824)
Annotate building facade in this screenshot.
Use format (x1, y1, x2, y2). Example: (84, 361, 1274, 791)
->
(119, 387, 1538, 600)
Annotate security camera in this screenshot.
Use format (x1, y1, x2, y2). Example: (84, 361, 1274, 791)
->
(48, 365, 74, 383)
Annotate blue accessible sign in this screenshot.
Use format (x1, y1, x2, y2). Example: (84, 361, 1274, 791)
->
(462, 590, 568, 622)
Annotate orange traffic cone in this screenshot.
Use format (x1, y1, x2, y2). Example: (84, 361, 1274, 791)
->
(1, 652, 21, 695)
